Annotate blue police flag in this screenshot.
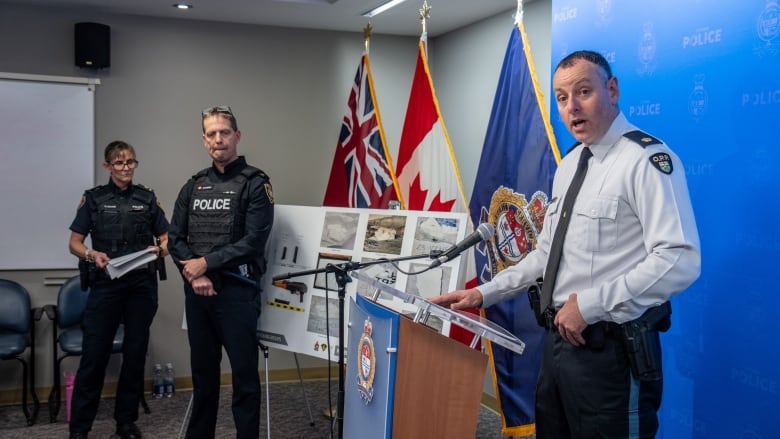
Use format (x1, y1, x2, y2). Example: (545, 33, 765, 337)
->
(469, 21, 560, 436)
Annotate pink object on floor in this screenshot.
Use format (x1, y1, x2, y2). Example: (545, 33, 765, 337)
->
(65, 370, 75, 423)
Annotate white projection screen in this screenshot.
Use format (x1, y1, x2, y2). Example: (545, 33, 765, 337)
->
(0, 75, 95, 269)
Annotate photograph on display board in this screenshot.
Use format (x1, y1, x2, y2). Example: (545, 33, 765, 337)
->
(313, 253, 352, 291)
(306, 294, 340, 338)
(362, 214, 406, 255)
(320, 211, 360, 249)
(405, 263, 452, 298)
(354, 257, 398, 300)
(411, 216, 460, 256)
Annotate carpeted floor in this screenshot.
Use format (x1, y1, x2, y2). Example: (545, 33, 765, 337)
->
(0, 379, 514, 438)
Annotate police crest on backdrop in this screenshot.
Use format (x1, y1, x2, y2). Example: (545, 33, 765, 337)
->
(478, 186, 550, 282)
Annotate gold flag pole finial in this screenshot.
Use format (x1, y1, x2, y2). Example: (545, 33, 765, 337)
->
(363, 22, 373, 52)
(419, 0, 431, 36)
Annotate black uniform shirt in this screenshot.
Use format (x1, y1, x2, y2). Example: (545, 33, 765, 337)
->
(70, 179, 169, 255)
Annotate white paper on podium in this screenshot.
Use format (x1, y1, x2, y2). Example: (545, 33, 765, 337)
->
(105, 248, 157, 279)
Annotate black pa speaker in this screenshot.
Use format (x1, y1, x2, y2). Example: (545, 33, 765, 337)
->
(75, 22, 110, 69)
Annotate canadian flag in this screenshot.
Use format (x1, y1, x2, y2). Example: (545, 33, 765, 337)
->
(395, 38, 467, 214)
(396, 37, 480, 347)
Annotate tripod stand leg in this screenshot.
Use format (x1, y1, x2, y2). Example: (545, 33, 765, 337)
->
(178, 393, 193, 439)
(293, 352, 316, 426)
(259, 342, 271, 439)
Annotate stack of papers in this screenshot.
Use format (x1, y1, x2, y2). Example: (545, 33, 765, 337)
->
(106, 248, 157, 279)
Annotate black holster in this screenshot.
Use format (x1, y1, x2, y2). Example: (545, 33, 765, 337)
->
(78, 259, 96, 291)
(621, 301, 672, 381)
(527, 278, 546, 328)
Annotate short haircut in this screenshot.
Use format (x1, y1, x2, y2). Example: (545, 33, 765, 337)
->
(104, 140, 135, 162)
(555, 50, 613, 81)
(201, 106, 238, 132)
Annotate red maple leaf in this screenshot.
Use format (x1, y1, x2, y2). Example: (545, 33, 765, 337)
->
(407, 173, 457, 212)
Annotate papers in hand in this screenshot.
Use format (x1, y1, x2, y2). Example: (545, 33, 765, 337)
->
(106, 248, 157, 279)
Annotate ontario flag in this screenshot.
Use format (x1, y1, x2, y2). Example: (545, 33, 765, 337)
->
(395, 37, 468, 213)
(470, 21, 560, 436)
(323, 51, 400, 208)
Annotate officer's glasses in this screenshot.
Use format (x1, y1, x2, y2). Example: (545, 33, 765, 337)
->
(201, 105, 233, 117)
(109, 159, 139, 170)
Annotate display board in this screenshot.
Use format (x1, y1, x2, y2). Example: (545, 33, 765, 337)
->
(0, 75, 96, 270)
(257, 205, 469, 361)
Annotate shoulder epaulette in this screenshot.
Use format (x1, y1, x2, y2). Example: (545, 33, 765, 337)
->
(623, 130, 661, 148)
(132, 184, 155, 204)
(241, 165, 269, 182)
(192, 167, 210, 179)
(89, 185, 112, 203)
(134, 183, 154, 194)
(565, 142, 582, 156)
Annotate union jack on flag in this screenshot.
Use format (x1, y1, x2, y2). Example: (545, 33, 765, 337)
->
(323, 52, 400, 208)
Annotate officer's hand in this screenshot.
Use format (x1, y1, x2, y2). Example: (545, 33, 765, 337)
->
(92, 251, 110, 269)
(554, 293, 587, 346)
(428, 288, 483, 310)
(191, 275, 217, 296)
(181, 258, 208, 283)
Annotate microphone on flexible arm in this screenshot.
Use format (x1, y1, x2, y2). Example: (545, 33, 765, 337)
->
(429, 222, 495, 268)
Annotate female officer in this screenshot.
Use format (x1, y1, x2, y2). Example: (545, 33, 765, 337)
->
(67, 140, 169, 439)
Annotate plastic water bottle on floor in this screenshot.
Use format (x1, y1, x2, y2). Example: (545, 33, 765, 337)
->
(152, 363, 164, 399)
(164, 363, 175, 398)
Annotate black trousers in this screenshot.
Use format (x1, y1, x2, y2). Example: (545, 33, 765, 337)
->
(70, 270, 158, 434)
(184, 277, 262, 439)
(535, 324, 663, 439)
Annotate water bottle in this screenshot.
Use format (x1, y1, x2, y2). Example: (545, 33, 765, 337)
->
(152, 363, 164, 399)
(163, 363, 175, 398)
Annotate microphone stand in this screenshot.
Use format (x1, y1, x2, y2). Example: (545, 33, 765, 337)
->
(272, 252, 437, 439)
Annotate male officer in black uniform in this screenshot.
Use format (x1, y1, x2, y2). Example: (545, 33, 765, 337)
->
(168, 106, 274, 439)
(68, 140, 169, 439)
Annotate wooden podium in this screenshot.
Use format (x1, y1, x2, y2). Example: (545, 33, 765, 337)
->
(343, 271, 525, 439)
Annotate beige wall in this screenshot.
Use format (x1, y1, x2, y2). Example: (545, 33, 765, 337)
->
(0, 1, 551, 395)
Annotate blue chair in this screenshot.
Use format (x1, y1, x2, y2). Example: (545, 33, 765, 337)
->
(0, 279, 41, 426)
(44, 275, 149, 423)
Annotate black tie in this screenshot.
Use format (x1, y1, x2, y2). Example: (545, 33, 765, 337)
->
(540, 147, 593, 312)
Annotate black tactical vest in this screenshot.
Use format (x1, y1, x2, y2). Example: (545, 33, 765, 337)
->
(90, 185, 155, 258)
(187, 166, 264, 257)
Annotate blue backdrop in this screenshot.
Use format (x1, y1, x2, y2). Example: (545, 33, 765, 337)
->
(551, 1, 779, 437)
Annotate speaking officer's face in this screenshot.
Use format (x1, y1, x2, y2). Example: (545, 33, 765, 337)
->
(553, 58, 619, 145)
(202, 114, 241, 168)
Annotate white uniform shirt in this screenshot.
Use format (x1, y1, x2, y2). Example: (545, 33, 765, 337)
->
(479, 112, 701, 324)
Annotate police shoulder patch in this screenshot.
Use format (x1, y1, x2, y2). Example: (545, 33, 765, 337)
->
(77, 195, 86, 210)
(649, 152, 674, 174)
(264, 183, 274, 204)
(623, 130, 661, 147)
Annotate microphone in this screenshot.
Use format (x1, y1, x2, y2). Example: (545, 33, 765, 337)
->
(429, 223, 494, 268)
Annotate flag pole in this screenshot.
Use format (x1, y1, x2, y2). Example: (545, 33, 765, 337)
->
(419, 0, 431, 47)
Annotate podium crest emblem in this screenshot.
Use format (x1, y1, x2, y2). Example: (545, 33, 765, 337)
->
(356, 319, 376, 404)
